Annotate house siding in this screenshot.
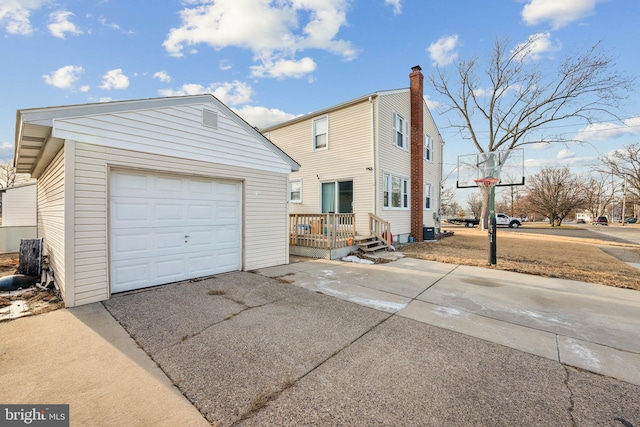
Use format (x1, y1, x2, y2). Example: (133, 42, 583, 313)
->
(71, 142, 289, 306)
(2, 184, 36, 226)
(37, 148, 67, 303)
(53, 103, 292, 175)
(267, 99, 374, 235)
(377, 92, 413, 236)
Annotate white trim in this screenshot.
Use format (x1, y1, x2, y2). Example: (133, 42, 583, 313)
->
(312, 115, 329, 151)
(64, 140, 76, 307)
(392, 112, 408, 150)
(383, 172, 410, 210)
(424, 182, 433, 210)
(424, 133, 433, 162)
(289, 179, 302, 203)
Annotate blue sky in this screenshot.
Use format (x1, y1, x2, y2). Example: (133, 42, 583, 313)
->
(1, 0, 639, 188)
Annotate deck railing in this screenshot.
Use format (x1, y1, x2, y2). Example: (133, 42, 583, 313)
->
(289, 213, 356, 249)
(369, 213, 392, 247)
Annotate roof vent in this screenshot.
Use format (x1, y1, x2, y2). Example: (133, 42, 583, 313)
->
(202, 109, 219, 129)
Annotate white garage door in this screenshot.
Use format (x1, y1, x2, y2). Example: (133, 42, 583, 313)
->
(110, 170, 241, 293)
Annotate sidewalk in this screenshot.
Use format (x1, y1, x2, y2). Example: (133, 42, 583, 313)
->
(256, 256, 640, 386)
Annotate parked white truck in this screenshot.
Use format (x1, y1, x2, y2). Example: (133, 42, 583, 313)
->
(448, 213, 521, 228)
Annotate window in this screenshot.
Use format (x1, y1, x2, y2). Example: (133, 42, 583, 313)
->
(424, 133, 433, 161)
(424, 183, 432, 209)
(313, 116, 328, 150)
(393, 112, 408, 149)
(383, 173, 409, 209)
(289, 180, 302, 203)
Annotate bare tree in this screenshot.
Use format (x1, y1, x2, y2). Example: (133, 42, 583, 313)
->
(440, 186, 460, 218)
(524, 167, 585, 226)
(601, 143, 640, 202)
(0, 163, 16, 188)
(466, 191, 482, 218)
(430, 37, 632, 223)
(582, 173, 616, 219)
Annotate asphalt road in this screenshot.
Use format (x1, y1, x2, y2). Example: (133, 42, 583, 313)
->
(498, 223, 640, 245)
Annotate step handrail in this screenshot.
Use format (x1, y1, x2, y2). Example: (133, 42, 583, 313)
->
(368, 213, 391, 248)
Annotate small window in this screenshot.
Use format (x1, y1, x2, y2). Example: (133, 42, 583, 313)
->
(424, 183, 432, 209)
(424, 134, 433, 161)
(313, 116, 328, 150)
(289, 180, 302, 203)
(383, 173, 409, 209)
(393, 112, 408, 149)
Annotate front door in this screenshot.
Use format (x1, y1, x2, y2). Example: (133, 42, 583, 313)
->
(321, 180, 353, 213)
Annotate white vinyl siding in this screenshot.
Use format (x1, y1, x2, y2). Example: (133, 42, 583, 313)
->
(37, 148, 67, 304)
(289, 179, 302, 203)
(266, 99, 373, 235)
(67, 142, 289, 306)
(52, 103, 292, 175)
(2, 184, 36, 226)
(312, 116, 328, 151)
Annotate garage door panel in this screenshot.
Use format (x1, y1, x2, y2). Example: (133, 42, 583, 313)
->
(110, 170, 241, 293)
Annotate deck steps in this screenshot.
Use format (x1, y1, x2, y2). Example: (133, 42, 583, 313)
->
(355, 235, 389, 252)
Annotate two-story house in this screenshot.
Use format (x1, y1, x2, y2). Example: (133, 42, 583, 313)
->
(262, 66, 444, 254)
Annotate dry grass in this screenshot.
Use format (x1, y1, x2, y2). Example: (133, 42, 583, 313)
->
(403, 227, 640, 291)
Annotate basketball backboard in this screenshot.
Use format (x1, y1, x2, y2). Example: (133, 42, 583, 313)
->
(456, 148, 525, 189)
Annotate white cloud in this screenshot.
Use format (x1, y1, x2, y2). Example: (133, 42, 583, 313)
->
(512, 32, 559, 62)
(219, 59, 233, 71)
(97, 16, 135, 34)
(100, 69, 129, 90)
(385, 0, 402, 15)
(162, 0, 356, 79)
(424, 95, 439, 110)
(42, 65, 84, 89)
(48, 10, 82, 39)
(232, 105, 299, 129)
(574, 117, 640, 142)
(158, 80, 254, 106)
(522, 0, 601, 30)
(427, 34, 459, 67)
(153, 70, 171, 83)
(250, 57, 317, 79)
(557, 148, 575, 160)
(0, 0, 46, 35)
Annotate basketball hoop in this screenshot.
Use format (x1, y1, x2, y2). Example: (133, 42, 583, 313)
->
(474, 177, 499, 187)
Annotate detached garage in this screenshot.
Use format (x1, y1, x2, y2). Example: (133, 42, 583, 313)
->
(14, 95, 299, 307)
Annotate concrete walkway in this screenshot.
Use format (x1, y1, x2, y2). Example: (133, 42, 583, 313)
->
(257, 256, 640, 386)
(0, 303, 209, 426)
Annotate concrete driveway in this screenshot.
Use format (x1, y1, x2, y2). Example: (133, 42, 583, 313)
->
(96, 257, 640, 426)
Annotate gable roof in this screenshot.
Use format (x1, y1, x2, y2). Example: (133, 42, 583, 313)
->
(259, 88, 418, 133)
(15, 94, 299, 176)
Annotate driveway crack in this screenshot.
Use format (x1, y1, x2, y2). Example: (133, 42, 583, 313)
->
(562, 365, 577, 427)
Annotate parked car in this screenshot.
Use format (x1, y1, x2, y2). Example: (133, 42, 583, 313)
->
(592, 216, 608, 226)
(577, 219, 586, 224)
(624, 217, 638, 224)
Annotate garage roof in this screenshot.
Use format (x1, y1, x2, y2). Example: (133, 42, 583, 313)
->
(15, 94, 299, 177)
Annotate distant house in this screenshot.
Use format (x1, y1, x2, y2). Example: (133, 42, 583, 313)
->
(0, 182, 37, 253)
(1, 182, 36, 226)
(261, 66, 444, 246)
(14, 95, 298, 307)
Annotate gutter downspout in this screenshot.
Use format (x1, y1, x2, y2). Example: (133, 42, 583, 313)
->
(370, 96, 377, 216)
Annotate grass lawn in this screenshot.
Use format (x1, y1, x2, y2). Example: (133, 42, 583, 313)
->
(402, 227, 640, 291)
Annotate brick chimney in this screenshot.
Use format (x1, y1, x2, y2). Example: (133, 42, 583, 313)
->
(410, 65, 424, 241)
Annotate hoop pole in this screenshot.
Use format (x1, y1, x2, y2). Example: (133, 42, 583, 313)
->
(488, 185, 497, 265)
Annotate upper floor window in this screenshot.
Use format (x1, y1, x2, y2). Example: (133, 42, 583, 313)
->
(313, 116, 328, 151)
(393, 112, 408, 149)
(424, 134, 433, 161)
(424, 183, 432, 209)
(289, 180, 302, 203)
(383, 173, 409, 209)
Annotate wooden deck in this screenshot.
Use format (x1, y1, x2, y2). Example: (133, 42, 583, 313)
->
(289, 213, 355, 249)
